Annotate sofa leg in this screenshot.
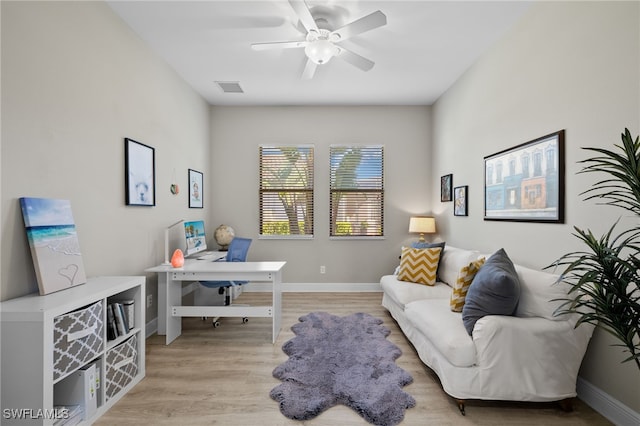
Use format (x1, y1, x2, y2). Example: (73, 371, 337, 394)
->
(456, 399, 466, 416)
(558, 398, 574, 412)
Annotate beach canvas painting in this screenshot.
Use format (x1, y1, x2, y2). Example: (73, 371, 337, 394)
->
(20, 197, 87, 295)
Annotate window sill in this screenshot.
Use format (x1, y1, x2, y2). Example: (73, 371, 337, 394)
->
(258, 235, 314, 240)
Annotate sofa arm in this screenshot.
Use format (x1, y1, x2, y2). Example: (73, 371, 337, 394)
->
(472, 315, 594, 399)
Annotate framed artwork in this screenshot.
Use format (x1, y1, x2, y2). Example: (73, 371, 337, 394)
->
(188, 168, 203, 208)
(441, 174, 452, 202)
(484, 130, 565, 222)
(454, 186, 468, 216)
(125, 138, 155, 206)
(19, 197, 87, 295)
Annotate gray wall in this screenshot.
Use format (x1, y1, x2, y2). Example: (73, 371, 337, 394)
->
(210, 106, 432, 284)
(1, 1, 212, 325)
(2, 0, 638, 417)
(432, 0, 639, 412)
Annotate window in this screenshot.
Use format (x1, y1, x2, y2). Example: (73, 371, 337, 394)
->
(521, 153, 530, 178)
(546, 147, 556, 173)
(259, 146, 314, 237)
(533, 150, 543, 176)
(508, 157, 516, 176)
(330, 146, 384, 237)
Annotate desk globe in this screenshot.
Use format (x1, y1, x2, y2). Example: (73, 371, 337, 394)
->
(214, 225, 235, 251)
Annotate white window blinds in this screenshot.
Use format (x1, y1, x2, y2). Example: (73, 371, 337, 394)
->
(259, 146, 314, 237)
(330, 146, 384, 237)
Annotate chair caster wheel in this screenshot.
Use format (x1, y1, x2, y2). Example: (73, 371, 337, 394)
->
(242, 317, 249, 323)
(213, 321, 220, 328)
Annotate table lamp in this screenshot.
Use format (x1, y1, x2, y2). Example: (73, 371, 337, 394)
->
(409, 216, 436, 243)
(162, 219, 184, 265)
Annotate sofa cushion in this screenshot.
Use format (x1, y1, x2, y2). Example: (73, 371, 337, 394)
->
(397, 246, 442, 285)
(405, 299, 476, 367)
(411, 241, 446, 277)
(411, 240, 445, 250)
(514, 265, 568, 320)
(450, 257, 486, 312)
(462, 248, 521, 335)
(438, 246, 482, 287)
(380, 275, 452, 309)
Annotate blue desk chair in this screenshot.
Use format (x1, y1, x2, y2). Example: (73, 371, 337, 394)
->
(194, 237, 252, 327)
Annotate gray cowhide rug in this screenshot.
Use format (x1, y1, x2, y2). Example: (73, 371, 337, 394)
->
(270, 311, 416, 425)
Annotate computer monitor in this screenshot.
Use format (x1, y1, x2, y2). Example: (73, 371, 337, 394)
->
(184, 220, 207, 257)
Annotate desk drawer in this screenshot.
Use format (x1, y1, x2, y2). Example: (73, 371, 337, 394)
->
(105, 335, 138, 401)
(53, 301, 104, 381)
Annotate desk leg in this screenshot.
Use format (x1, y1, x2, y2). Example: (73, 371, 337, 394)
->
(166, 276, 182, 345)
(272, 270, 282, 344)
(157, 272, 168, 335)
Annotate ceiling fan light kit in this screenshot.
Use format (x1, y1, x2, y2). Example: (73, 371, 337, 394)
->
(251, 0, 387, 79)
(304, 29, 340, 64)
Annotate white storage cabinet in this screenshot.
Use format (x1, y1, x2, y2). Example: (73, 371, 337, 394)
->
(1, 276, 145, 425)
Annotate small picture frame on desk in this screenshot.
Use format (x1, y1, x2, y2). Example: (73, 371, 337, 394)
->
(188, 169, 203, 208)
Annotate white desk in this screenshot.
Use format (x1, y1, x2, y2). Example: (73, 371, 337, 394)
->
(146, 259, 286, 345)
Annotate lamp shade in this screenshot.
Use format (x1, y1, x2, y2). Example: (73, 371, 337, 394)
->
(409, 216, 436, 234)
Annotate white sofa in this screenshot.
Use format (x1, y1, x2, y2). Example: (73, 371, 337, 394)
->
(381, 245, 594, 414)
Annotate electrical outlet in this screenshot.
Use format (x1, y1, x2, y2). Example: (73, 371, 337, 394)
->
(146, 294, 152, 308)
(320, 265, 326, 274)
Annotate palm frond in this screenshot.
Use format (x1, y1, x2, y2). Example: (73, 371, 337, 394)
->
(550, 154, 640, 372)
(577, 129, 640, 214)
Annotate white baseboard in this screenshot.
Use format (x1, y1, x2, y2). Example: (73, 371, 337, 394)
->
(577, 377, 640, 426)
(182, 282, 197, 296)
(145, 317, 158, 339)
(243, 282, 382, 292)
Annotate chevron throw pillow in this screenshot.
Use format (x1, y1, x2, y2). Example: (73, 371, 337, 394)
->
(450, 257, 486, 312)
(397, 246, 442, 286)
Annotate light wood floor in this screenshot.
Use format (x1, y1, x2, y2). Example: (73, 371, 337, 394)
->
(96, 292, 612, 425)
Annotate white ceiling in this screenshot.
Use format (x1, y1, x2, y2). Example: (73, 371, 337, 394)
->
(107, 1, 532, 106)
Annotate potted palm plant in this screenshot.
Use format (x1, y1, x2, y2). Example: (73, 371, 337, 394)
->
(551, 128, 640, 370)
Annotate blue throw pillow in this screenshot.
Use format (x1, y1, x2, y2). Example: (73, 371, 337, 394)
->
(461, 248, 521, 335)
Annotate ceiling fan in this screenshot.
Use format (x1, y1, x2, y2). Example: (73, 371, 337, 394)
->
(251, 0, 387, 79)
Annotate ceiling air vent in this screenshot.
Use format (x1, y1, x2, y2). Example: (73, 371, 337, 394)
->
(215, 81, 244, 94)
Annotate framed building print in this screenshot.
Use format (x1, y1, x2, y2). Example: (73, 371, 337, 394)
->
(125, 138, 155, 206)
(484, 130, 565, 222)
(189, 168, 203, 208)
(454, 186, 468, 216)
(441, 174, 452, 202)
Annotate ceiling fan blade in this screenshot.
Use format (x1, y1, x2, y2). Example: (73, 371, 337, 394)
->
(288, 0, 318, 33)
(301, 58, 317, 80)
(332, 10, 387, 41)
(337, 48, 375, 72)
(251, 40, 307, 51)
